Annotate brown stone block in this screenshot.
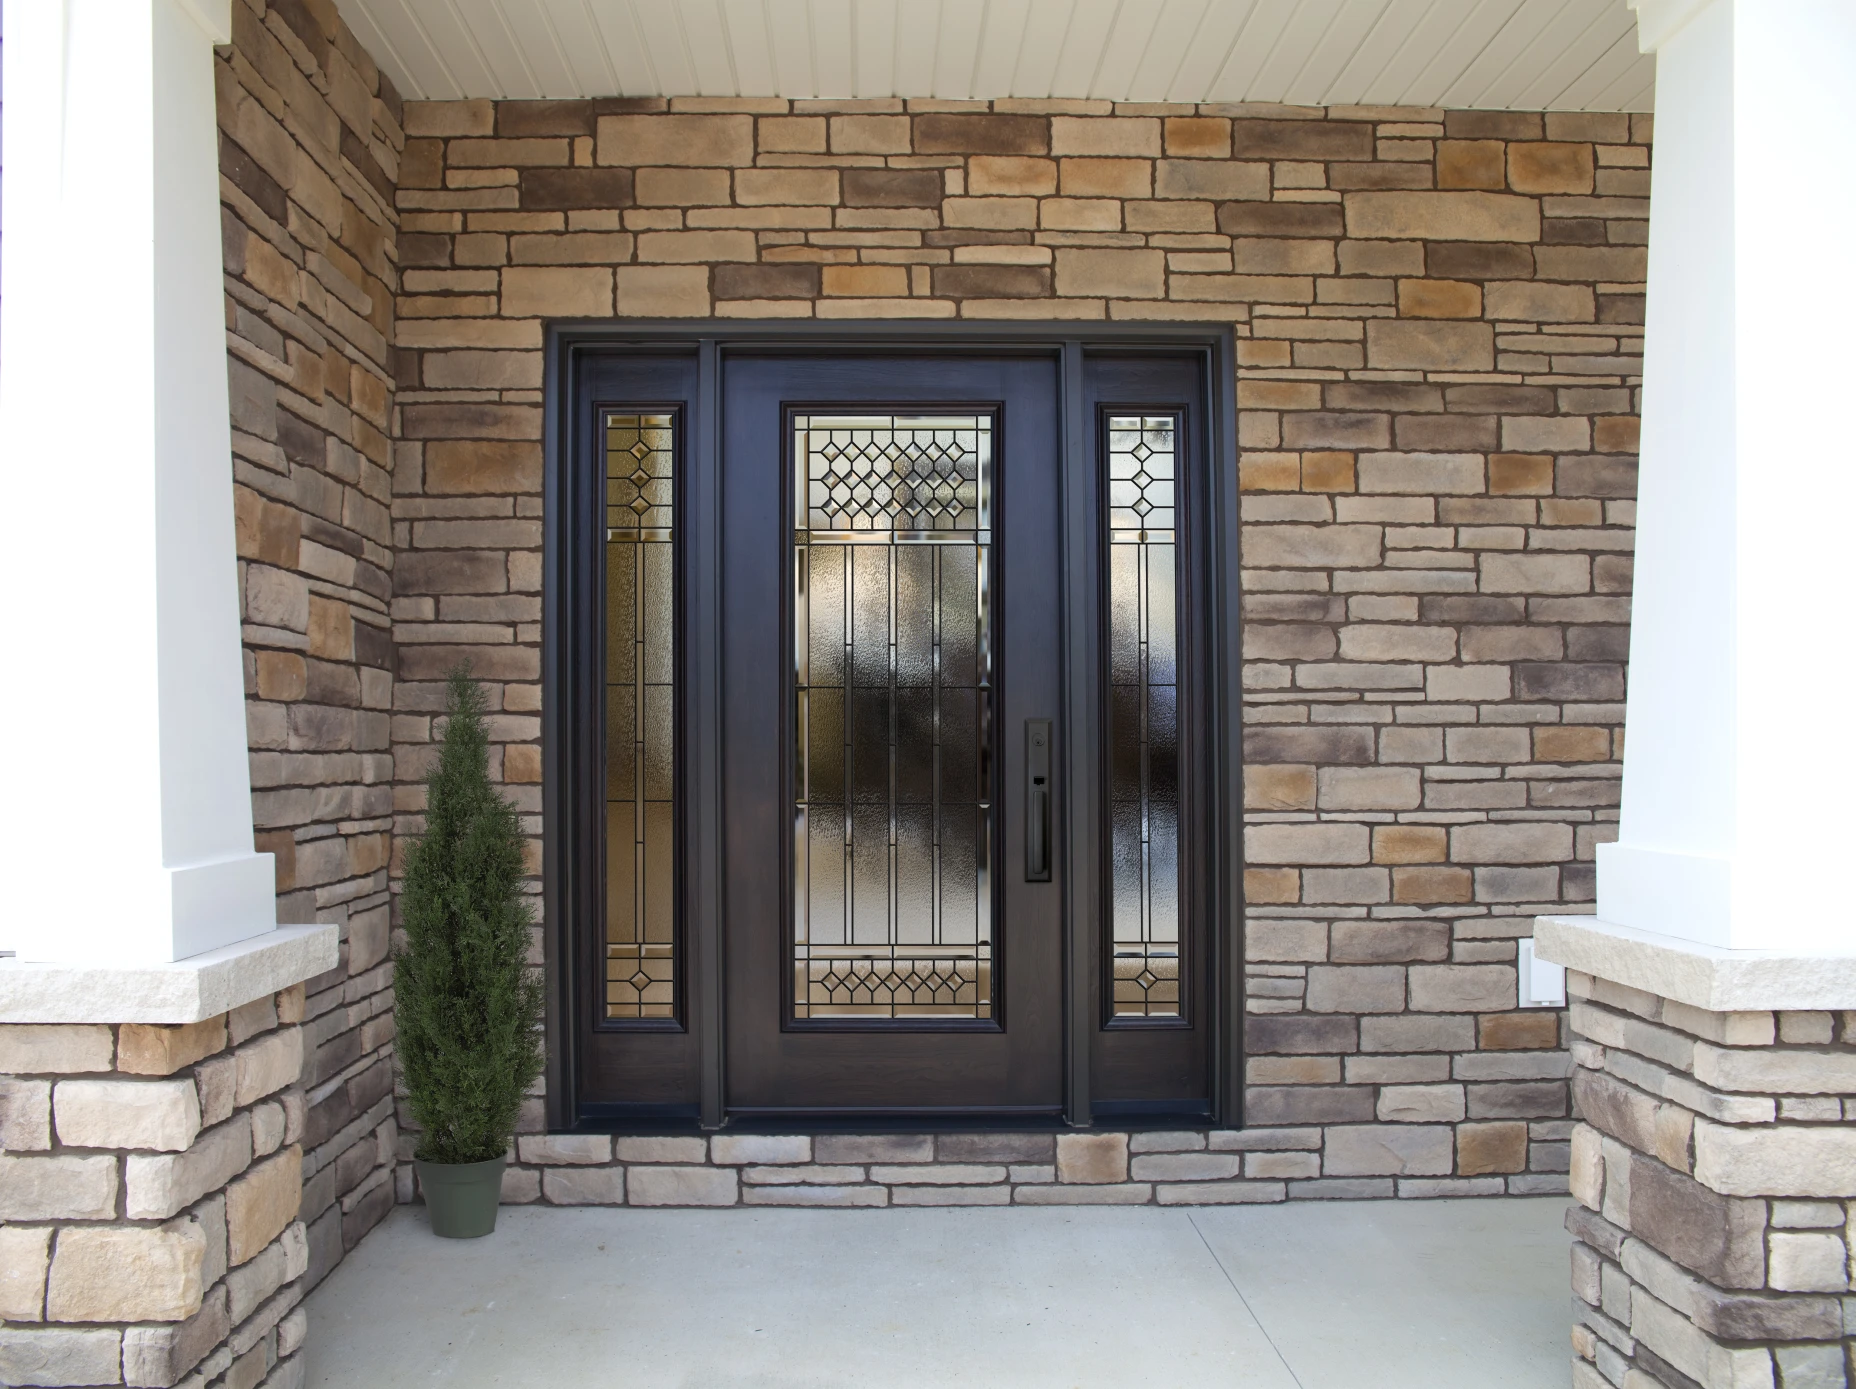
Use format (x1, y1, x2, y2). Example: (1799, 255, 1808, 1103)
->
(932, 265, 1050, 298)
(1424, 242, 1535, 280)
(504, 744, 542, 783)
(1155, 161, 1269, 200)
(597, 114, 753, 167)
(1436, 140, 1505, 190)
(1232, 239, 1334, 274)
(1397, 279, 1481, 319)
(1230, 120, 1372, 161)
(634, 167, 732, 206)
(1373, 826, 1446, 864)
(307, 597, 353, 661)
(1243, 868, 1300, 904)
(759, 116, 827, 153)
(1629, 1153, 1766, 1288)
(1246, 1087, 1376, 1125)
(1244, 725, 1375, 766)
(1365, 320, 1494, 370)
(1457, 1121, 1527, 1175)
(1245, 764, 1316, 811)
(967, 157, 1056, 196)
(835, 169, 935, 207)
(517, 168, 634, 210)
(1487, 453, 1552, 495)
(1300, 452, 1356, 492)
(1392, 866, 1472, 904)
(615, 265, 710, 316)
(1165, 117, 1230, 157)
(406, 101, 494, 138)
(1508, 142, 1595, 194)
(822, 264, 908, 297)
(1055, 248, 1163, 299)
(1328, 162, 1432, 190)
(914, 114, 1048, 155)
(1052, 158, 1144, 198)
(1482, 281, 1594, 322)
(1239, 453, 1300, 491)
(942, 197, 1039, 230)
(1593, 416, 1640, 453)
(1246, 1015, 1359, 1055)
(447, 137, 571, 168)
(226, 1146, 302, 1267)
(1217, 202, 1344, 237)
(1534, 726, 1610, 762)
(425, 440, 542, 494)
(497, 100, 595, 137)
(398, 138, 444, 191)
(1330, 920, 1449, 963)
(118, 1018, 229, 1078)
(1346, 191, 1540, 242)
(234, 489, 302, 568)
(1395, 415, 1494, 451)
(1534, 245, 1646, 282)
(1479, 1012, 1559, 1051)
(713, 263, 820, 300)
(1444, 111, 1541, 141)
(254, 652, 307, 704)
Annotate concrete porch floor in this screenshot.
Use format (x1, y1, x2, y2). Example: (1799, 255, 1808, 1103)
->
(305, 1196, 1569, 1387)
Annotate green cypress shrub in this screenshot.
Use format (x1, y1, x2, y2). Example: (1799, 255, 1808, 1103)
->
(395, 668, 544, 1165)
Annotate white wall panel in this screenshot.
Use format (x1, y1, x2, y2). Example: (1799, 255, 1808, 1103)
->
(336, 0, 1656, 109)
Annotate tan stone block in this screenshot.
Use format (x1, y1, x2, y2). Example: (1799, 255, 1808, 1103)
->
(1488, 453, 1553, 495)
(1481, 1011, 1559, 1050)
(541, 1166, 627, 1204)
(117, 1018, 228, 1079)
(942, 196, 1038, 229)
(1057, 1132, 1129, 1183)
(735, 168, 840, 206)
(304, 596, 351, 661)
(1300, 452, 1356, 492)
(1344, 191, 1540, 242)
(1245, 764, 1315, 811)
(1594, 416, 1640, 453)
(1319, 765, 1422, 809)
(47, 1224, 205, 1323)
(0, 1226, 50, 1321)
(758, 116, 826, 153)
(626, 1166, 737, 1206)
(1055, 248, 1163, 299)
(1508, 141, 1594, 194)
(501, 266, 614, 317)
(1051, 117, 1158, 156)
(1244, 867, 1300, 904)
(966, 156, 1056, 196)
(1457, 1121, 1528, 1176)
(1365, 320, 1494, 371)
(1437, 139, 1505, 190)
(1154, 160, 1270, 200)
(55, 1079, 201, 1153)
(634, 167, 732, 206)
(636, 230, 757, 263)
(1247, 822, 1370, 866)
(1059, 158, 1150, 198)
(405, 100, 493, 137)
(0, 1077, 51, 1151)
(225, 1146, 301, 1266)
(504, 743, 542, 783)
(1239, 453, 1301, 491)
(242, 236, 300, 307)
(1164, 117, 1230, 158)
(1374, 826, 1446, 864)
(1040, 198, 1121, 231)
(126, 1117, 252, 1221)
(0, 1154, 118, 1221)
(1357, 450, 1484, 493)
(615, 265, 710, 316)
(425, 440, 542, 494)
(0, 1025, 114, 1074)
(597, 115, 754, 167)
(830, 115, 912, 154)
(817, 264, 907, 298)
(1534, 726, 1610, 762)
(1232, 239, 1333, 274)
(234, 1028, 302, 1108)
(1397, 279, 1481, 319)
(1392, 866, 1472, 904)
(1483, 281, 1594, 323)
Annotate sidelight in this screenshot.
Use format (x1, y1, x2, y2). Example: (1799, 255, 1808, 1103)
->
(791, 413, 995, 1020)
(1106, 415, 1182, 1020)
(604, 413, 677, 1019)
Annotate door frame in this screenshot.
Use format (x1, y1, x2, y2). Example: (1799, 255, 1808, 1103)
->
(541, 322, 1243, 1131)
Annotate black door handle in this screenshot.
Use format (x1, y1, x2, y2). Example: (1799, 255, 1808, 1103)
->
(1026, 719, 1051, 882)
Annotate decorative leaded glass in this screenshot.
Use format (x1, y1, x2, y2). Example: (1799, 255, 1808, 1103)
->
(792, 414, 994, 1020)
(605, 413, 676, 1019)
(1106, 415, 1181, 1019)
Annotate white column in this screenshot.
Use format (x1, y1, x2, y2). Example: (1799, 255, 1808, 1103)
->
(0, 0, 277, 963)
(1594, 0, 1856, 954)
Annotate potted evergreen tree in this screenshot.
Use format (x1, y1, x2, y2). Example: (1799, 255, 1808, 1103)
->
(395, 668, 544, 1238)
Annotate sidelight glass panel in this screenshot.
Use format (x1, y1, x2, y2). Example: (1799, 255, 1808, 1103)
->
(605, 413, 676, 1020)
(793, 413, 993, 1020)
(1106, 415, 1182, 1019)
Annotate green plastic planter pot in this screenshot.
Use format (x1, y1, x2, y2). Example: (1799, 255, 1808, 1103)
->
(416, 1155, 507, 1238)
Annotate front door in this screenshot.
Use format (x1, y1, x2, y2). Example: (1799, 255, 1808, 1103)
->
(548, 329, 1237, 1130)
(720, 353, 1064, 1117)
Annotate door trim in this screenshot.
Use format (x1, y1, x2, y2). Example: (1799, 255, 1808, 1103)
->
(542, 322, 1243, 1131)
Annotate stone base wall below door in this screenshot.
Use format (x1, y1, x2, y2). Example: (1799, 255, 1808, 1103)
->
(1565, 969, 1856, 1387)
(483, 1124, 1562, 1209)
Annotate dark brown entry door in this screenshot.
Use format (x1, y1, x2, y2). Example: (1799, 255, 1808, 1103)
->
(719, 353, 1065, 1117)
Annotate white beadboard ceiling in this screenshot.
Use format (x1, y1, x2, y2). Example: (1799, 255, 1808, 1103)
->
(336, 0, 1655, 111)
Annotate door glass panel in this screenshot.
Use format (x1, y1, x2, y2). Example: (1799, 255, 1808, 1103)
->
(605, 413, 676, 1019)
(1106, 415, 1181, 1020)
(793, 414, 993, 1020)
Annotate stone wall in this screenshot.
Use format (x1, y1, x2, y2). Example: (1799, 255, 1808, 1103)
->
(1565, 971, 1856, 1387)
(0, 992, 311, 1389)
(386, 95, 1644, 1195)
(217, 0, 401, 1287)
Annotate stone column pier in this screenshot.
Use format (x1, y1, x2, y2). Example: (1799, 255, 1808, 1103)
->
(1539, 1, 1856, 1385)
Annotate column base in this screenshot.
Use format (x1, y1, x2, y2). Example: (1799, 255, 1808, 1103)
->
(1537, 914, 1856, 1013)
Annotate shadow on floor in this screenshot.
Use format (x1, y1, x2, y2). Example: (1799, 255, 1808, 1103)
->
(305, 1196, 1569, 1387)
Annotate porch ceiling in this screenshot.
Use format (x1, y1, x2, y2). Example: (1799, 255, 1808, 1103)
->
(332, 0, 1655, 111)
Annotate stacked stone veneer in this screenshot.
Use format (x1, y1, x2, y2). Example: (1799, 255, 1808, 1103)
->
(217, 0, 403, 1287)
(387, 96, 1643, 1195)
(0, 990, 311, 1389)
(1566, 970, 1856, 1387)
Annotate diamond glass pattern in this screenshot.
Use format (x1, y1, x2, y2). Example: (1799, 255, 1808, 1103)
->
(605, 413, 676, 1020)
(792, 415, 994, 1020)
(1107, 415, 1181, 1019)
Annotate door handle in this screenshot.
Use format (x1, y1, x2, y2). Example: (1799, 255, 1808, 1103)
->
(1026, 719, 1051, 882)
